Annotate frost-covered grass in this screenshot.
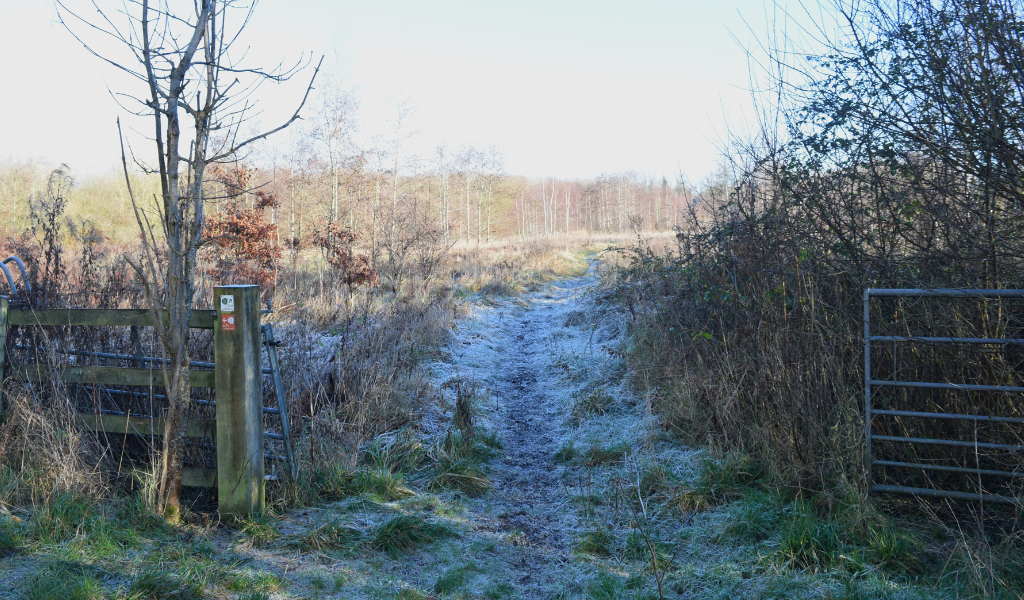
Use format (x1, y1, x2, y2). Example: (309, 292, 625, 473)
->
(3, 257, 1012, 600)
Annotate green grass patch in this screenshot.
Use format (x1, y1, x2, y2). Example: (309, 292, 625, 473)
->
(483, 580, 516, 599)
(719, 489, 779, 542)
(432, 566, 468, 594)
(581, 442, 630, 467)
(235, 514, 279, 547)
(367, 514, 457, 558)
(18, 560, 107, 600)
(571, 388, 615, 419)
(356, 468, 417, 501)
(585, 571, 626, 600)
(285, 518, 364, 553)
(866, 524, 924, 575)
(671, 450, 760, 511)
(129, 568, 208, 600)
(553, 440, 577, 463)
(0, 516, 23, 555)
(636, 461, 677, 499)
(623, 530, 673, 568)
(30, 492, 94, 545)
(314, 466, 415, 502)
(775, 500, 844, 572)
(222, 568, 286, 593)
(576, 526, 615, 556)
(425, 431, 493, 496)
(363, 432, 426, 474)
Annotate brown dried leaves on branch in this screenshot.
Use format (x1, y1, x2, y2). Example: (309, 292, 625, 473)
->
(312, 221, 377, 287)
(202, 163, 282, 292)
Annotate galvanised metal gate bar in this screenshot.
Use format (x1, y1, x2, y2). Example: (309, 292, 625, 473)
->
(864, 288, 1024, 506)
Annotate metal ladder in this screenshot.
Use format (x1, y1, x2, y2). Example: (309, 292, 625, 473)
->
(261, 322, 297, 481)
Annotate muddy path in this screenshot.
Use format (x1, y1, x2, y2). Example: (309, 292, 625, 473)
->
(212, 267, 634, 600)
(449, 273, 599, 595)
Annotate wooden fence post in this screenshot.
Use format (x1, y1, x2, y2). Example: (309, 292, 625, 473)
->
(213, 285, 264, 516)
(0, 296, 7, 418)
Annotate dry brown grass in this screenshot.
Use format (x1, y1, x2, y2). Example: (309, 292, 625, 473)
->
(0, 379, 107, 507)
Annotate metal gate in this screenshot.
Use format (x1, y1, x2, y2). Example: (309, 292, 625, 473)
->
(865, 288, 1024, 505)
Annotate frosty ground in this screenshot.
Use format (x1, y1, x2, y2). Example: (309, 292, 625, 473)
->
(1, 265, 950, 600)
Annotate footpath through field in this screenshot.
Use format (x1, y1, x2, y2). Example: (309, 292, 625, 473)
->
(242, 262, 690, 598)
(2, 264, 956, 599)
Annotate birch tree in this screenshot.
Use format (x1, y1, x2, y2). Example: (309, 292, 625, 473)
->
(310, 67, 358, 225)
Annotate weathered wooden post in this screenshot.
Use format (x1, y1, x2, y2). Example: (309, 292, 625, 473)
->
(213, 285, 264, 516)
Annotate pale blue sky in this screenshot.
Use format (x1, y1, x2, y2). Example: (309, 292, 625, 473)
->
(0, 0, 804, 182)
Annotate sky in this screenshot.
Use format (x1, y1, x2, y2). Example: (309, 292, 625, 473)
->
(0, 0, 801, 183)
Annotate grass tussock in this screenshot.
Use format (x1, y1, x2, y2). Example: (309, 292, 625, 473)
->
(576, 526, 615, 557)
(425, 430, 494, 497)
(432, 566, 468, 594)
(18, 560, 108, 600)
(580, 442, 631, 467)
(235, 514, 279, 547)
(367, 514, 457, 558)
(570, 387, 615, 421)
(315, 466, 416, 503)
(284, 518, 364, 554)
(129, 569, 208, 600)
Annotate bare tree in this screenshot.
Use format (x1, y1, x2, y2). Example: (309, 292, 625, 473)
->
(481, 145, 505, 243)
(58, 0, 319, 520)
(434, 144, 454, 242)
(456, 145, 481, 244)
(309, 59, 358, 225)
